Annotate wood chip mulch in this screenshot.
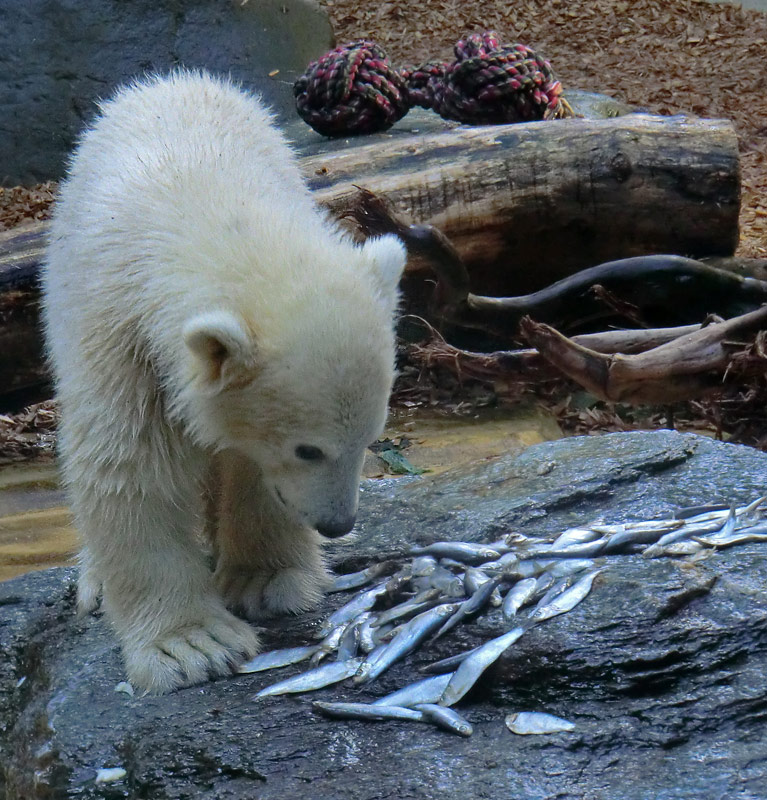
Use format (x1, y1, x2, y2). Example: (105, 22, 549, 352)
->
(322, 0, 767, 258)
(0, 401, 58, 465)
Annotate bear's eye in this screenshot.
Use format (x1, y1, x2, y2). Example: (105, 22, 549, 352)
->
(295, 444, 325, 462)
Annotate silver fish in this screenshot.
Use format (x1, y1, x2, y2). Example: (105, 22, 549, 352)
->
(502, 577, 538, 620)
(410, 555, 438, 576)
(419, 648, 478, 675)
(695, 527, 767, 549)
(320, 582, 388, 636)
(642, 512, 733, 557)
(477, 551, 520, 573)
(355, 604, 458, 685)
(415, 703, 473, 737)
(410, 542, 501, 565)
(463, 567, 492, 596)
(313, 701, 424, 722)
(648, 540, 704, 557)
(426, 566, 465, 597)
(312, 622, 351, 664)
(336, 617, 365, 661)
(434, 578, 500, 639)
(549, 527, 603, 549)
(253, 658, 362, 699)
(505, 711, 575, 735)
(439, 624, 530, 707)
(238, 645, 319, 674)
(328, 562, 395, 593)
(529, 570, 601, 622)
(373, 673, 453, 707)
(358, 615, 379, 654)
(535, 575, 575, 609)
(545, 559, 597, 578)
(533, 536, 610, 559)
(372, 589, 442, 628)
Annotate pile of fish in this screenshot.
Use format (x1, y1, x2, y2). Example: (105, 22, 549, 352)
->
(242, 497, 767, 737)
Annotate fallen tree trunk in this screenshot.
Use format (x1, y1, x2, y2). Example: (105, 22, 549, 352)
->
(0, 113, 741, 404)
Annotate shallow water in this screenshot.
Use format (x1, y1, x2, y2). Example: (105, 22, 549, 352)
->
(0, 403, 561, 582)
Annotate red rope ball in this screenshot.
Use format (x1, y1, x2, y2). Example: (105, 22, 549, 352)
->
(406, 31, 568, 124)
(293, 40, 411, 136)
(294, 32, 571, 137)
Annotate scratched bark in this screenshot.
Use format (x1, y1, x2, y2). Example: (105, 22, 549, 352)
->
(2, 431, 767, 799)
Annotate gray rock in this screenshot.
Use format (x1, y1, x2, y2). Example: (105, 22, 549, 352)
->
(0, 0, 334, 185)
(3, 430, 767, 798)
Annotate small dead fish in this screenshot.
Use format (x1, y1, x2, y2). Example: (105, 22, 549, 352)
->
(312, 622, 350, 664)
(695, 527, 767, 549)
(313, 701, 424, 723)
(549, 527, 603, 549)
(238, 645, 319, 674)
(535, 575, 575, 609)
(545, 559, 596, 578)
(477, 552, 520, 573)
(426, 566, 465, 597)
(529, 570, 601, 623)
(358, 615, 379, 654)
(410, 542, 501, 565)
(505, 711, 575, 735)
(419, 648, 478, 675)
(328, 562, 396, 593)
(372, 590, 442, 628)
(485, 538, 515, 555)
(502, 577, 538, 620)
(463, 567, 492, 596)
(355, 604, 458, 684)
(410, 555, 438, 576)
(336, 617, 364, 661)
(373, 673, 453, 707)
(673, 503, 729, 520)
(320, 582, 388, 636)
(253, 658, 362, 699)
(439, 624, 530, 707)
(648, 540, 704, 557)
(415, 703, 473, 737)
(644, 510, 734, 556)
(434, 578, 500, 639)
(534, 536, 610, 559)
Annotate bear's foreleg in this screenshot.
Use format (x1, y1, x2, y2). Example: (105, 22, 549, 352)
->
(65, 434, 260, 693)
(212, 451, 331, 620)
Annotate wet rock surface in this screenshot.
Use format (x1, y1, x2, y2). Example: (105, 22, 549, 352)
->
(2, 430, 767, 799)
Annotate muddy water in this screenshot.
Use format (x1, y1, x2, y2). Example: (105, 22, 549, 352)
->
(0, 404, 561, 583)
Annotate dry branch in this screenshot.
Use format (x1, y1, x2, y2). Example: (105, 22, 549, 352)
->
(519, 306, 767, 404)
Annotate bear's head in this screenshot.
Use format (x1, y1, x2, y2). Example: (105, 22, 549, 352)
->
(183, 234, 407, 537)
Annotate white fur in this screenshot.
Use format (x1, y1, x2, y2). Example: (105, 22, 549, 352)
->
(42, 71, 406, 693)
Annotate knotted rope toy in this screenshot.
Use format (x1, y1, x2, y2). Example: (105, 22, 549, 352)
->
(294, 31, 573, 137)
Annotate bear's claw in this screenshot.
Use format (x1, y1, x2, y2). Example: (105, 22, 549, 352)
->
(124, 609, 260, 693)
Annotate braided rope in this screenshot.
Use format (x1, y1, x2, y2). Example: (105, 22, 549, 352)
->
(294, 31, 572, 136)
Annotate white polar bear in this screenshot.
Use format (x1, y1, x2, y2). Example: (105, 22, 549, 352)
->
(42, 71, 406, 693)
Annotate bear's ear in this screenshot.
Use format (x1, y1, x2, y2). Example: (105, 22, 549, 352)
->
(362, 234, 407, 309)
(183, 310, 257, 388)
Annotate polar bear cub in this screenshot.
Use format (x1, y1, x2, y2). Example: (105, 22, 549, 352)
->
(42, 71, 406, 693)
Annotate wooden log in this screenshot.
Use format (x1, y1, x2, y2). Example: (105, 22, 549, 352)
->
(0, 113, 741, 404)
(311, 113, 740, 295)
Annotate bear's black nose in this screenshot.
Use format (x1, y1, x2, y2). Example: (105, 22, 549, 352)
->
(316, 516, 356, 538)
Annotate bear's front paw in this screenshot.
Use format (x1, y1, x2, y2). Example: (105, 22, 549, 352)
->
(214, 562, 331, 620)
(124, 608, 260, 693)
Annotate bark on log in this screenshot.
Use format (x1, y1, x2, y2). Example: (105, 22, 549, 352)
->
(0, 113, 741, 404)
(312, 113, 740, 294)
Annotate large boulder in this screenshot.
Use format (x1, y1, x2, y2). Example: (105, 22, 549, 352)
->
(3, 430, 767, 798)
(0, 0, 334, 185)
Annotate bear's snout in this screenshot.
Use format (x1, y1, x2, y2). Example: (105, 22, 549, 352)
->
(316, 516, 356, 538)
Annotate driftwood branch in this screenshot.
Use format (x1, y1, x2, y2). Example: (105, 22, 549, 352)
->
(345, 188, 767, 336)
(519, 307, 767, 404)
